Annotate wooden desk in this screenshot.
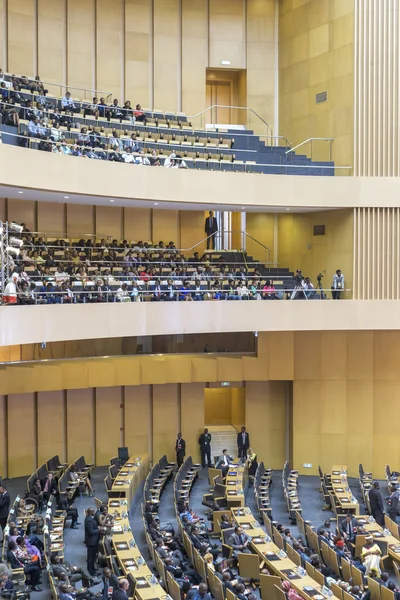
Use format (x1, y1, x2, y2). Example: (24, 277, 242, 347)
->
(111, 455, 150, 505)
(225, 463, 247, 508)
(108, 454, 165, 600)
(331, 465, 359, 515)
(230, 507, 336, 600)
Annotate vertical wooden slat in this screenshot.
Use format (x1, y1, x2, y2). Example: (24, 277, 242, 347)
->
(372, 208, 375, 299)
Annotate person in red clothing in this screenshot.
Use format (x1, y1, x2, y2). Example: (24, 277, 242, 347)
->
(140, 268, 150, 282)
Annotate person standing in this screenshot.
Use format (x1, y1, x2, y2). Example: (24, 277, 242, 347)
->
(175, 433, 186, 468)
(332, 269, 344, 299)
(387, 484, 399, 522)
(369, 481, 385, 526)
(237, 426, 250, 460)
(84, 507, 100, 576)
(198, 428, 212, 468)
(204, 211, 218, 250)
(0, 485, 10, 532)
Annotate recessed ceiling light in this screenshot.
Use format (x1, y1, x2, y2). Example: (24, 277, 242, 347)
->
(18, 191, 23, 194)
(109, 199, 115, 203)
(286, 208, 291, 211)
(154, 202, 159, 206)
(241, 206, 245, 210)
(64, 196, 69, 199)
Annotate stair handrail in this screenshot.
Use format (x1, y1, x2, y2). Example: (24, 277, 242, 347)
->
(188, 104, 274, 142)
(243, 231, 271, 264)
(285, 137, 334, 162)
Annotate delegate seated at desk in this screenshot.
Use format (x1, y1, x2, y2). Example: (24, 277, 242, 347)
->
(228, 526, 251, 553)
(216, 450, 233, 477)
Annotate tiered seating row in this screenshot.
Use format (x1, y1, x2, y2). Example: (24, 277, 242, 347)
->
(254, 462, 273, 520)
(282, 461, 302, 524)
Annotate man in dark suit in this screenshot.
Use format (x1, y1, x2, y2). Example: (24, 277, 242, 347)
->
(101, 567, 119, 600)
(111, 579, 129, 600)
(204, 211, 218, 250)
(237, 427, 250, 459)
(84, 507, 100, 576)
(216, 450, 234, 477)
(387, 484, 399, 522)
(0, 485, 10, 532)
(198, 428, 212, 468)
(340, 513, 357, 542)
(175, 433, 186, 468)
(228, 525, 252, 554)
(369, 481, 385, 526)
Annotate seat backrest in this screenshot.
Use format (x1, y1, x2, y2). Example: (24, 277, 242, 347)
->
(118, 447, 129, 463)
(222, 526, 235, 546)
(366, 577, 382, 600)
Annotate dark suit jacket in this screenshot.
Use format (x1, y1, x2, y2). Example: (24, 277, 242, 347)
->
(0, 491, 10, 519)
(237, 432, 250, 451)
(340, 517, 357, 539)
(369, 488, 384, 513)
(175, 438, 186, 455)
(103, 575, 120, 600)
(205, 216, 218, 234)
(7, 550, 23, 569)
(84, 515, 99, 546)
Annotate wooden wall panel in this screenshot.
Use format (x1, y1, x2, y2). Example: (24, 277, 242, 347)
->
(66, 204, 95, 237)
(123, 207, 152, 242)
(37, 202, 66, 235)
(152, 210, 180, 247)
(181, 382, 204, 463)
(66, 389, 95, 464)
(209, 0, 245, 69)
(7, 199, 36, 231)
(96, 206, 123, 240)
(153, 0, 180, 111)
(246, 381, 286, 469)
(67, 0, 95, 92)
(124, 0, 150, 107)
(204, 388, 232, 425)
(7, 393, 36, 477)
(181, 0, 208, 115)
(124, 385, 151, 456)
(95, 387, 122, 465)
(37, 391, 65, 465)
(96, 0, 123, 100)
(38, 0, 65, 88)
(7, 0, 35, 76)
(0, 1, 6, 70)
(152, 384, 180, 462)
(180, 210, 205, 253)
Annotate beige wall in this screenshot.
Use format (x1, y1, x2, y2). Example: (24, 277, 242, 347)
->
(0, 0, 277, 133)
(279, 0, 354, 167)
(277, 208, 354, 290)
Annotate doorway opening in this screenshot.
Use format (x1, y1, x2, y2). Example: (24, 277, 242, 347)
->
(206, 68, 247, 127)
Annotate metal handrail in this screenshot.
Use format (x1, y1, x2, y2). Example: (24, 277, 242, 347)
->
(188, 104, 274, 141)
(285, 137, 334, 162)
(285, 137, 334, 154)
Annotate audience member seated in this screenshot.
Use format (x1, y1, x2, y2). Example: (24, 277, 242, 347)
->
(7, 540, 42, 591)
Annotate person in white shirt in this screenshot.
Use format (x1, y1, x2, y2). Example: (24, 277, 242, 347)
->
(121, 147, 135, 163)
(61, 91, 77, 112)
(332, 269, 344, 299)
(3, 273, 19, 304)
(130, 283, 141, 302)
(116, 283, 131, 302)
(134, 150, 150, 165)
(55, 264, 68, 284)
(164, 152, 177, 168)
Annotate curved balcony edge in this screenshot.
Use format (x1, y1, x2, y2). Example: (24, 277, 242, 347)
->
(1, 145, 400, 209)
(0, 300, 398, 347)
